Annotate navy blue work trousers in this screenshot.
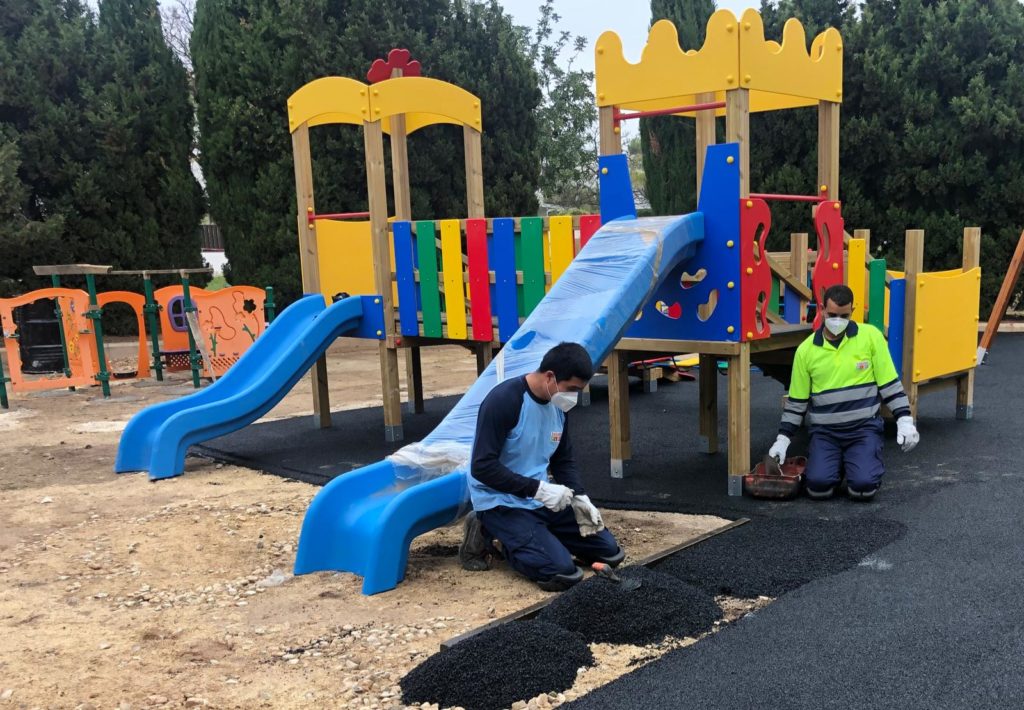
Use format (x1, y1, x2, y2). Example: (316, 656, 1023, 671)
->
(477, 505, 620, 581)
(806, 416, 885, 493)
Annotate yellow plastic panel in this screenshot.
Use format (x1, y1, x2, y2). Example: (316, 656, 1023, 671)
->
(594, 12, 739, 108)
(739, 10, 843, 105)
(440, 219, 468, 339)
(549, 216, 575, 285)
(847, 238, 865, 322)
(315, 219, 390, 301)
(287, 77, 369, 132)
(373, 77, 482, 134)
(910, 267, 981, 382)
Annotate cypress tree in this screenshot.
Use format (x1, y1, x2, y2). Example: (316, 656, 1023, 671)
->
(193, 0, 540, 303)
(91, 0, 205, 275)
(640, 0, 716, 216)
(0, 0, 97, 293)
(842, 0, 1024, 313)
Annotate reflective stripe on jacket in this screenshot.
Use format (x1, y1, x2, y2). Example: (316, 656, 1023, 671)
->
(780, 321, 911, 436)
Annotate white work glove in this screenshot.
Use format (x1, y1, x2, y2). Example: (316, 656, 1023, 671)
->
(570, 494, 605, 537)
(534, 481, 574, 512)
(768, 434, 791, 463)
(896, 416, 919, 453)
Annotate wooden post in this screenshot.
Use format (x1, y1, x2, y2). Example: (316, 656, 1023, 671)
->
(902, 229, 924, 418)
(464, 126, 485, 219)
(791, 233, 809, 323)
(607, 351, 631, 478)
(475, 342, 493, 375)
(599, 106, 622, 155)
(404, 347, 424, 415)
(292, 124, 331, 428)
(957, 227, 981, 420)
(818, 101, 840, 200)
(727, 343, 751, 495)
(695, 91, 717, 200)
(698, 354, 719, 454)
(365, 119, 403, 441)
(978, 228, 1024, 360)
(726, 89, 750, 196)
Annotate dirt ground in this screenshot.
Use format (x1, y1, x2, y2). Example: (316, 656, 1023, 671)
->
(0, 340, 757, 710)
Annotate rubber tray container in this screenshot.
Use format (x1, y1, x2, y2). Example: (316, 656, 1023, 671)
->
(743, 456, 807, 499)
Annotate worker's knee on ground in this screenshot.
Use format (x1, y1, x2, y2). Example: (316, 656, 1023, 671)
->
(593, 545, 625, 568)
(536, 565, 583, 592)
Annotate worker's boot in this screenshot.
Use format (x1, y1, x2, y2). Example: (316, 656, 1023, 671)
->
(536, 566, 584, 592)
(458, 512, 492, 572)
(586, 546, 625, 569)
(847, 485, 879, 501)
(806, 485, 836, 500)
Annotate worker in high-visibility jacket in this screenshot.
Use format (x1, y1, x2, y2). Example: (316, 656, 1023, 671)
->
(769, 284, 920, 500)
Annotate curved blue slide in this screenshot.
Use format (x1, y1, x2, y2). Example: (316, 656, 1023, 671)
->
(115, 294, 381, 480)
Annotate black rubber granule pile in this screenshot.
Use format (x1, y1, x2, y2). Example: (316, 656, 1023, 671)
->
(537, 567, 722, 645)
(400, 620, 594, 710)
(658, 517, 906, 597)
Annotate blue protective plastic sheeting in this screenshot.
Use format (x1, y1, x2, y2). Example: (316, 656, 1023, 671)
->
(295, 213, 705, 594)
(626, 143, 741, 341)
(598, 153, 637, 223)
(888, 278, 906, 377)
(115, 295, 368, 480)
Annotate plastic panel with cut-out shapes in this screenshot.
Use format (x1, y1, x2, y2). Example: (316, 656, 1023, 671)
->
(626, 142, 742, 342)
(740, 198, 772, 341)
(811, 201, 845, 329)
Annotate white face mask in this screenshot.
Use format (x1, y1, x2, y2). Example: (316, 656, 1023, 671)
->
(547, 381, 579, 413)
(825, 317, 850, 336)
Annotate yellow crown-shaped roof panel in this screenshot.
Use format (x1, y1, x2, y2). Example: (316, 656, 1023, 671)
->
(739, 10, 843, 103)
(595, 10, 842, 113)
(595, 11, 740, 108)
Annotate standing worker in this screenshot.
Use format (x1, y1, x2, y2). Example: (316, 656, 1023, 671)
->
(768, 285, 920, 500)
(459, 342, 623, 590)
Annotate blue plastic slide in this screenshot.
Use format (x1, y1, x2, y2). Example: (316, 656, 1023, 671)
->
(115, 294, 383, 480)
(295, 212, 707, 594)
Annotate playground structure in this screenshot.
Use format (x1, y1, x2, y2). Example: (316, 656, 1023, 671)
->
(0, 265, 275, 407)
(114, 10, 984, 594)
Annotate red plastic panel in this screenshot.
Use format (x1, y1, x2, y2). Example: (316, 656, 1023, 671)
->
(466, 218, 493, 342)
(739, 198, 772, 342)
(811, 201, 845, 330)
(579, 214, 602, 251)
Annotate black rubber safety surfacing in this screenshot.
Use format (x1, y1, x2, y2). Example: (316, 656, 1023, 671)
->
(657, 516, 906, 598)
(537, 566, 722, 645)
(400, 620, 594, 710)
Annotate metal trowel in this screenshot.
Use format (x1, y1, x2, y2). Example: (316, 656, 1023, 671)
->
(592, 562, 642, 591)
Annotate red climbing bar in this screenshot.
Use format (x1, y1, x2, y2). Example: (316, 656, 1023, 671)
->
(615, 101, 726, 122)
(307, 211, 370, 222)
(748, 193, 827, 203)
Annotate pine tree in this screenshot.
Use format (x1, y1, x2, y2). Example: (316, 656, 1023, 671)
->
(193, 0, 540, 302)
(640, 0, 716, 216)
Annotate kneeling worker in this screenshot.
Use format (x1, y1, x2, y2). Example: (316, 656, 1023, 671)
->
(460, 342, 623, 590)
(769, 285, 920, 500)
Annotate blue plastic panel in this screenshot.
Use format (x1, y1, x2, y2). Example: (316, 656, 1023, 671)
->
(491, 218, 519, 342)
(888, 278, 906, 377)
(598, 153, 637, 223)
(627, 142, 741, 342)
(392, 221, 419, 337)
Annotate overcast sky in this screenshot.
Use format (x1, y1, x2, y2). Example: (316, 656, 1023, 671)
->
(499, 0, 759, 73)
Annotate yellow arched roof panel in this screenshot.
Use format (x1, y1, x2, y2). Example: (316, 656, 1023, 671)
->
(739, 10, 843, 104)
(287, 77, 369, 133)
(372, 77, 482, 134)
(595, 12, 739, 108)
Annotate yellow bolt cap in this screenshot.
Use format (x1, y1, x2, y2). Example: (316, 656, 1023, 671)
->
(745, 200, 753, 208)
(744, 22, 751, 30)
(834, 202, 840, 209)
(727, 240, 734, 248)
(601, 167, 609, 175)
(744, 75, 751, 83)
(727, 326, 735, 334)
(374, 298, 381, 304)
(727, 156, 735, 164)
(728, 281, 735, 289)
(376, 330, 382, 336)
(613, 126, 621, 134)
(726, 24, 734, 32)
(746, 267, 753, 275)
(746, 331, 753, 339)
(820, 184, 828, 192)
